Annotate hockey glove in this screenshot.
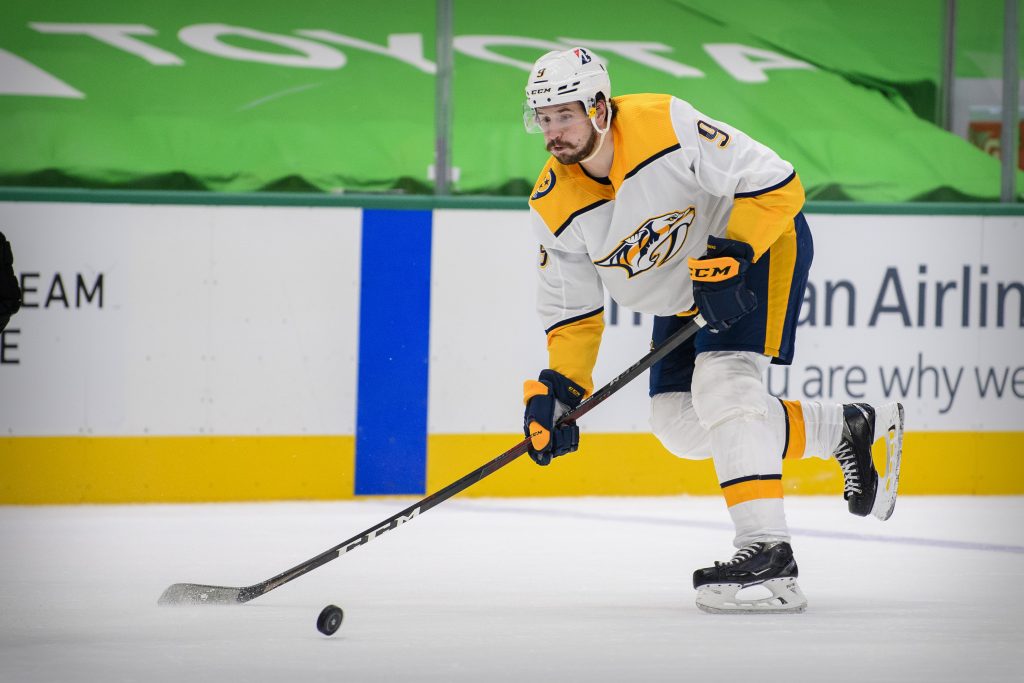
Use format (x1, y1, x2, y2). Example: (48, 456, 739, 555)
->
(688, 236, 757, 334)
(0, 232, 21, 333)
(523, 369, 585, 466)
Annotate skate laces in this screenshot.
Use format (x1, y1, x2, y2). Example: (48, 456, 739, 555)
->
(715, 543, 762, 567)
(834, 441, 862, 495)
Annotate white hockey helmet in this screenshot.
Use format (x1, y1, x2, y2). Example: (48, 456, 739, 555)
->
(523, 47, 611, 134)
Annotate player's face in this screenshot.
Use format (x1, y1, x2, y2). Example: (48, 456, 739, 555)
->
(537, 103, 598, 165)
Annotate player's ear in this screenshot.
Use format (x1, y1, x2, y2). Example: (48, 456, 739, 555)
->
(595, 95, 611, 128)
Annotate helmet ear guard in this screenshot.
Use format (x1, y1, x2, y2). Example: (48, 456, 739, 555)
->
(524, 47, 612, 134)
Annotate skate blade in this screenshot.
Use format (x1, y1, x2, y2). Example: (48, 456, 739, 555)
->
(871, 402, 904, 522)
(695, 577, 807, 614)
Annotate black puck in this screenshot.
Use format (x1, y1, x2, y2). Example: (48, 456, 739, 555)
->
(316, 604, 344, 636)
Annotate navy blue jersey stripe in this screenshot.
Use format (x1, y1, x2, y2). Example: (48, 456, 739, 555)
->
(545, 306, 604, 335)
(779, 398, 790, 460)
(735, 170, 797, 199)
(623, 144, 681, 181)
(554, 199, 610, 237)
(720, 474, 760, 488)
(720, 473, 783, 488)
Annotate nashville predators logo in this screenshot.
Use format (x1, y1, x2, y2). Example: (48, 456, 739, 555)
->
(539, 244, 549, 268)
(593, 208, 695, 278)
(531, 169, 555, 200)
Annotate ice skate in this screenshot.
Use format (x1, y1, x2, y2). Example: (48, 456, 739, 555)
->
(693, 541, 807, 614)
(833, 402, 904, 521)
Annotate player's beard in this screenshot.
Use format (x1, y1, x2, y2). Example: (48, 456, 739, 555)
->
(548, 126, 598, 165)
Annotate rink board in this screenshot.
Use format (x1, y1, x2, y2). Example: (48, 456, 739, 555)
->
(0, 199, 1021, 502)
(1, 431, 1020, 504)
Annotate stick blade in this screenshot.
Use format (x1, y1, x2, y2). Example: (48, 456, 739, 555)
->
(158, 583, 245, 606)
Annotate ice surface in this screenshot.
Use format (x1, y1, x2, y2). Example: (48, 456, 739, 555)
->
(1, 496, 1021, 682)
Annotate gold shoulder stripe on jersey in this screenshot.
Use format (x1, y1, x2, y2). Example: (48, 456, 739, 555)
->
(530, 162, 613, 237)
(622, 143, 682, 182)
(607, 94, 680, 186)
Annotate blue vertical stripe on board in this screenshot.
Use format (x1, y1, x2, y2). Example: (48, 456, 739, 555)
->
(355, 209, 432, 495)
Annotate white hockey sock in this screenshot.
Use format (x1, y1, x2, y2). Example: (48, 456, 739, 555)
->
(710, 413, 790, 548)
(770, 399, 843, 461)
(728, 499, 790, 548)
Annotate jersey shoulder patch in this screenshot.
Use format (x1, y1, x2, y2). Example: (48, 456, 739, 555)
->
(528, 159, 613, 238)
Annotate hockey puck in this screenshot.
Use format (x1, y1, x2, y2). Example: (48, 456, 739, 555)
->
(316, 604, 344, 636)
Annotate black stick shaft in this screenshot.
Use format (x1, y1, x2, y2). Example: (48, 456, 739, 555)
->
(239, 318, 701, 602)
(244, 439, 530, 599)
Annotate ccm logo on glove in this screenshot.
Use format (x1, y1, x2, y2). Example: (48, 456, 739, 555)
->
(689, 257, 740, 282)
(522, 369, 585, 466)
(687, 236, 758, 334)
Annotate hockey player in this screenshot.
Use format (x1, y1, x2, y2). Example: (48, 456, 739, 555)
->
(0, 231, 20, 332)
(520, 47, 904, 614)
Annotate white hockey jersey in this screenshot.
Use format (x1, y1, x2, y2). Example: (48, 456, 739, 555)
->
(527, 93, 804, 393)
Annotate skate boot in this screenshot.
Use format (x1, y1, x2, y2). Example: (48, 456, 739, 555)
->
(693, 541, 807, 614)
(833, 402, 905, 521)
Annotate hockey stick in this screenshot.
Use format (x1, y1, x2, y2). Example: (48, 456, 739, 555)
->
(158, 316, 704, 606)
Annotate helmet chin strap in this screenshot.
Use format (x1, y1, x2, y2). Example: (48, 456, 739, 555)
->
(580, 107, 613, 165)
